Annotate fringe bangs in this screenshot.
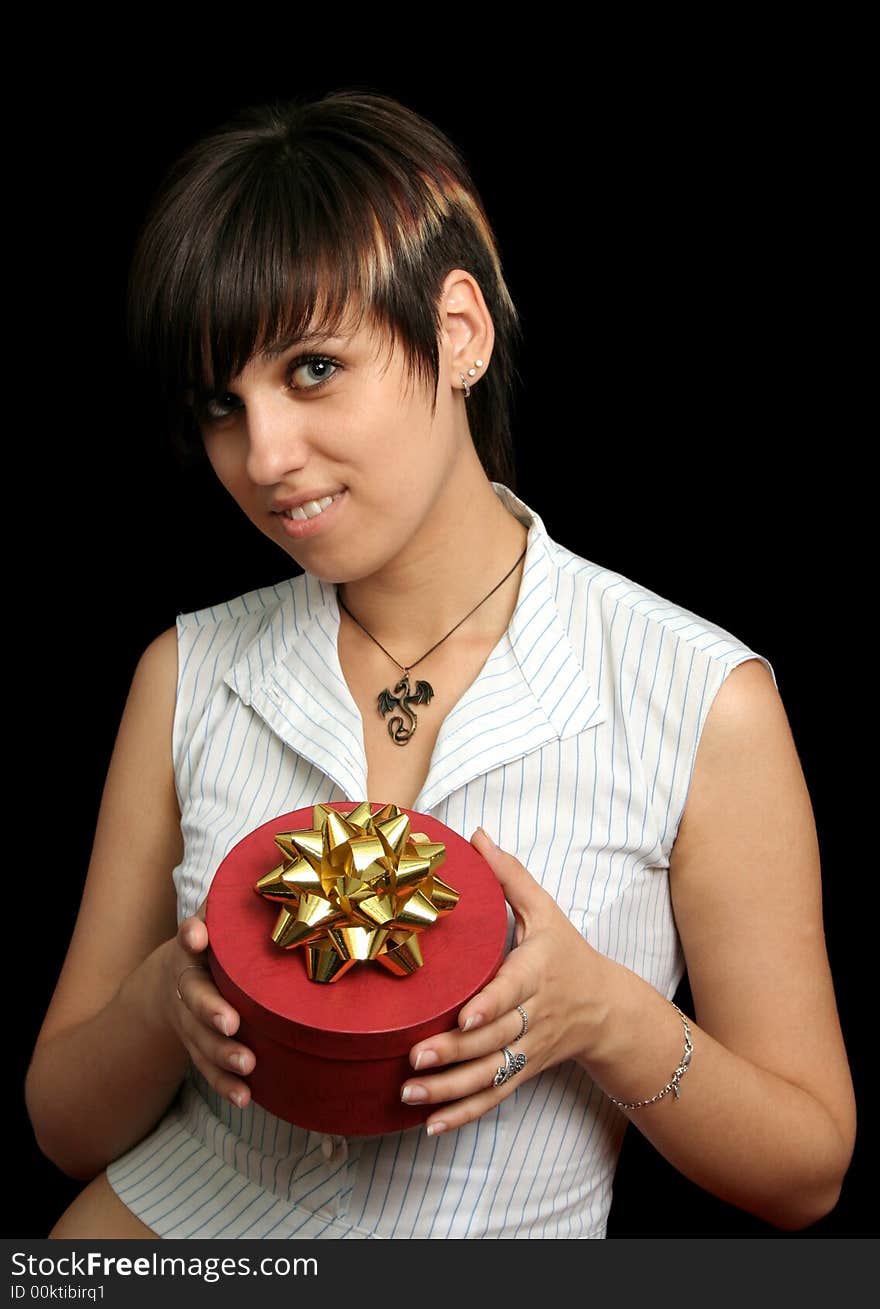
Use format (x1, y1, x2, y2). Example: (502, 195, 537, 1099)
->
(127, 91, 522, 487)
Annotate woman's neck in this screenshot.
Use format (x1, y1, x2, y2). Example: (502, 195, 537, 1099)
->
(337, 467, 529, 657)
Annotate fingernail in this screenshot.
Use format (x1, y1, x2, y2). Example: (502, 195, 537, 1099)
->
(229, 1090, 247, 1108)
(477, 827, 496, 847)
(462, 1014, 483, 1032)
(401, 1084, 428, 1104)
(183, 930, 197, 948)
(414, 1050, 439, 1070)
(230, 1053, 252, 1073)
(213, 1014, 229, 1036)
(426, 1121, 447, 1136)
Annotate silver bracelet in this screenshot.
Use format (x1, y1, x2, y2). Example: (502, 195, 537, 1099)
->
(607, 1003, 694, 1110)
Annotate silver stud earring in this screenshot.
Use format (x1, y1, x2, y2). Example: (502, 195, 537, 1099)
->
(458, 359, 484, 400)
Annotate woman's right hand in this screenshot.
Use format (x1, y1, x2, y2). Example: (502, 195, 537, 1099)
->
(162, 899, 255, 1108)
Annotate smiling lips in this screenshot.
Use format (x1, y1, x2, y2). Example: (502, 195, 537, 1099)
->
(272, 491, 345, 521)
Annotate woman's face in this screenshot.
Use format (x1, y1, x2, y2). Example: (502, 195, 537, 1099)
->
(194, 313, 467, 584)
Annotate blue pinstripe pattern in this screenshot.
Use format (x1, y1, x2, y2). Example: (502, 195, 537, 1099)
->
(105, 483, 776, 1238)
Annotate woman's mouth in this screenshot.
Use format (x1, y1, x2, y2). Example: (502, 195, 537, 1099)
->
(282, 493, 341, 522)
(275, 490, 346, 539)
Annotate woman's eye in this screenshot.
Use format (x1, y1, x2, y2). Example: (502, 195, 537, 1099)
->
(201, 393, 239, 421)
(289, 355, 340, 391)
(195, 355, 341, 424)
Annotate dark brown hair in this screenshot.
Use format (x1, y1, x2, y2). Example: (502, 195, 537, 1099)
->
(127, 89, 523, 488)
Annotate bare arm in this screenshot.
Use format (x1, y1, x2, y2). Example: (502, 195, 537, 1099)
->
(24, 627, 256, 1181)
(402, 660, 856, 1231)
(593, 657, 857, 1228)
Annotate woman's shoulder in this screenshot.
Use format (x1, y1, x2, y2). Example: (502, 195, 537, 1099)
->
(168, 571, 332, 719)
(542, 530, 776, 687)
(174, 574, 308, 635)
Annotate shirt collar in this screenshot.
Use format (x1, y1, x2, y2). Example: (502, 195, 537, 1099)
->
(223, 483, 605, 810)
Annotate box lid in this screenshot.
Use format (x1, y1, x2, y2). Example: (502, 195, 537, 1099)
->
(206, 803, 508, 1062)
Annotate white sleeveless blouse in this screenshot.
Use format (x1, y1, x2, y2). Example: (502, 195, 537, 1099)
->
(105, 483, 776, 1238)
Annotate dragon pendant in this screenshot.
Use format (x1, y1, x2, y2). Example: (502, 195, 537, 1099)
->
(377, 673, 435, 745)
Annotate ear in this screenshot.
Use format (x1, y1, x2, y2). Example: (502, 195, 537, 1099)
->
(438, 269, 495, 389)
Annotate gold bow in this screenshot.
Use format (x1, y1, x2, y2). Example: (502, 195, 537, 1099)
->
(254, 802, 459, 983)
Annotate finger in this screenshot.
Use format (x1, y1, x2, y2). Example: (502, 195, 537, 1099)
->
(402, 1043, 533, 1127)
(409, 996, 534, 1071)
(180, 890, 211, 948)
(175, 973, 255, 1106)
(181, 1009, 255, 1082)
(401, 1046, 515, 1108)
(454, 937, 543, 1033)
(186, 1039, 253, 1110)
(423, 1074, 524, 1136)
(457, 975, 519, 1034)
(179, 914, 208, 954)
(175, 955, 241, 1039)
(470, 828, 548, 918)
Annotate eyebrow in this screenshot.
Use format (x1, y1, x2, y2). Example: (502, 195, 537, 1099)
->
(180, 333, 353, 400)
(258, 332, 349, 362)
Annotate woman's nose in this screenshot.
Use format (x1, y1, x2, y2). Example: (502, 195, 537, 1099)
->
(243, 398, 310, 485)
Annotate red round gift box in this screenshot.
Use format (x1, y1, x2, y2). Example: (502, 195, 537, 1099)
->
(205, 802, 508, 1136)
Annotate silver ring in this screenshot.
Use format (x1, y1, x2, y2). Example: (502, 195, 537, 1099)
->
(176, 963, 209, 1001)
(513, 1004, 528, 1043)
(493, 1046, 528, 1087)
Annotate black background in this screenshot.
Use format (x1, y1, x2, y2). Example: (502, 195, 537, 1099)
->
(10, 44, 871, 1239)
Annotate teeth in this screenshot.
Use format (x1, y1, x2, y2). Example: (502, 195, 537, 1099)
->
(284, 494, 338, 522)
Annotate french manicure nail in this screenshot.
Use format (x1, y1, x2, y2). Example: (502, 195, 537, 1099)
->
(414, 1050, 439, 1070)
(462, 1014, 483, 1032)
(426, 1121, 447, 1136)
(229, 1090, 246, 1108)
(214, 1014, 229, 1036)
(401, 1085, 428, 1103)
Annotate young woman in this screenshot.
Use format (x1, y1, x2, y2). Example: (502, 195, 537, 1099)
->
(26, 89, 856, 1239)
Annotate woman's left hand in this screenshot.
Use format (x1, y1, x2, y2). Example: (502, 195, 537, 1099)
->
(401, 826, 619, 1135)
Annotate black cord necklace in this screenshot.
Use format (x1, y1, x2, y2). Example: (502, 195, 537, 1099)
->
(337, 543, 528, 746)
